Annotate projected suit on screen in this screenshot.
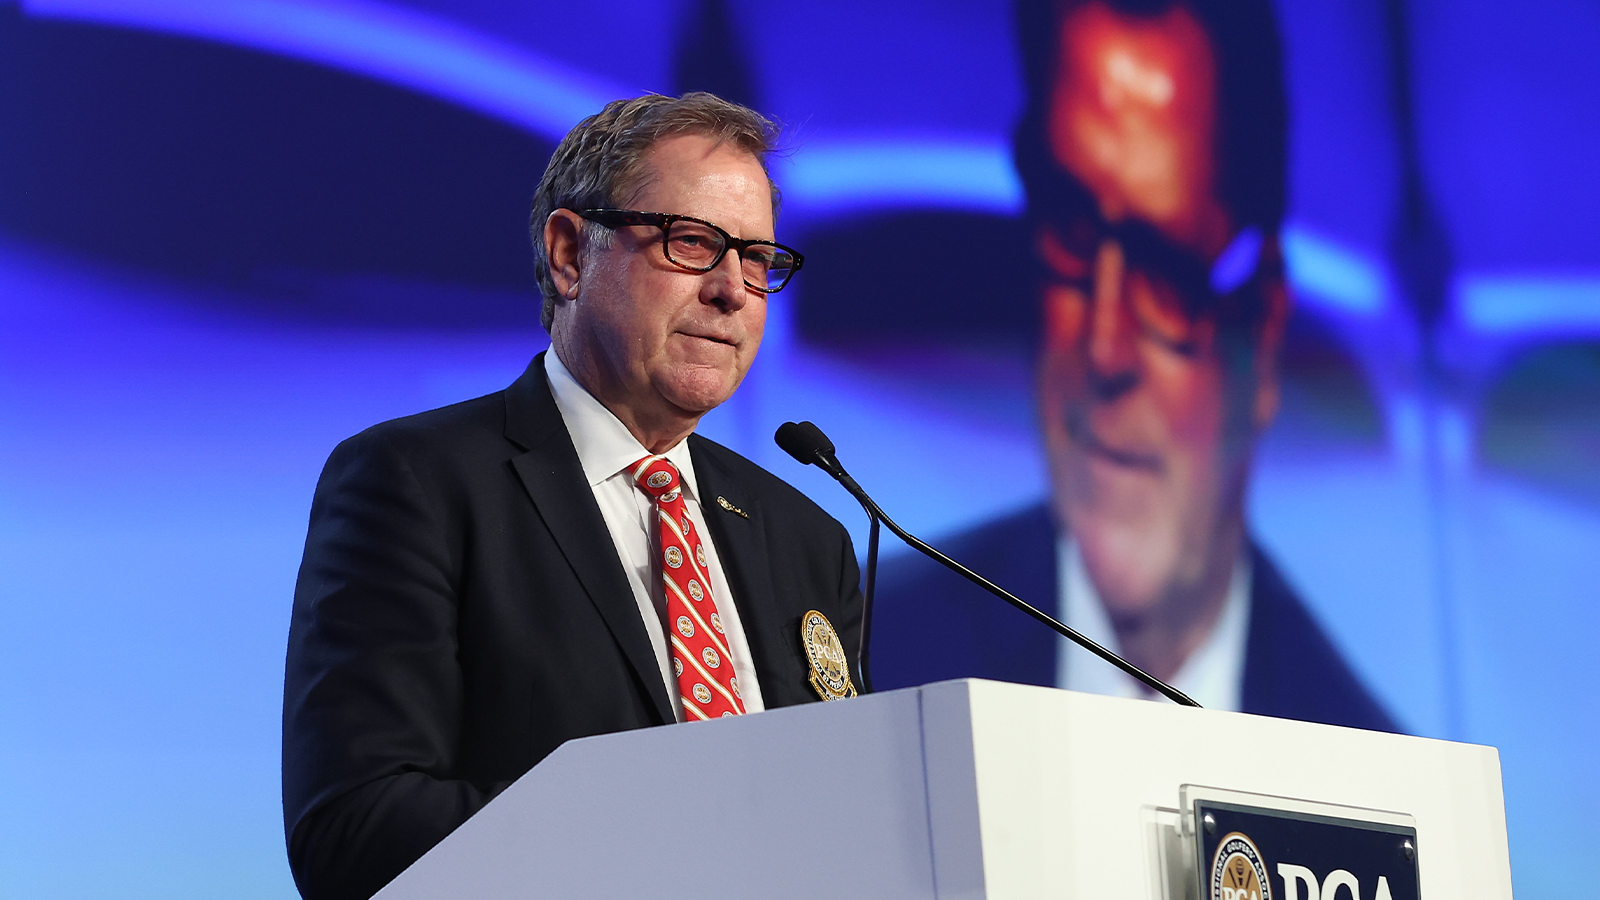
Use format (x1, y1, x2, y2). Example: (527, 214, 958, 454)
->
(873, 0, 1397, 731)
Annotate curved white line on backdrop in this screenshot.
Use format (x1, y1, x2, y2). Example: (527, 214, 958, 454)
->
(775, 139, 1025, 217)
(20, 0, 1029, 217)
(21, 0, 626, 139)
(42, 0, 1600, 334)
(1457, 277, 1600, 338)
(1280, 227, 1389, 317)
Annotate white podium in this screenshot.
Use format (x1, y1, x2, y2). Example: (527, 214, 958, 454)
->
(375, 679, 1512, 899)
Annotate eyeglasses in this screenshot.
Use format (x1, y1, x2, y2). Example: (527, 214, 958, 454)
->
(573, 208, 805, 293)
(1017, 142, 1274, 351)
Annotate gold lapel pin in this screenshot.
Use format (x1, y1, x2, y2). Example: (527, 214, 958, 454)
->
(715, 496, 748, 518)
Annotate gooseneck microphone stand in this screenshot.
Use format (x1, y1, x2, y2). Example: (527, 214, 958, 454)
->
(775, 420, 1200, 709)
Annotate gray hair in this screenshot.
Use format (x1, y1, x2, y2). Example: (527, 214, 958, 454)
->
(529, 92, 782, 331)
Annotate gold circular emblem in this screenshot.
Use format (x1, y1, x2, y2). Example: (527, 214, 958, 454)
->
(676, 615, 694, 638)
(692, 683, 712, 704)
(1210, 832, 1272, 900)
(800, 610, 856, 701)
(647, 470, 672, 489)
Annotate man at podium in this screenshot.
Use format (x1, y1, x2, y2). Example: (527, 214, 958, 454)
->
(282, 93, 863, 900)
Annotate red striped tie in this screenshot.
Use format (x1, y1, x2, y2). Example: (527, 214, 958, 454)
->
(632, 456, 747, 720)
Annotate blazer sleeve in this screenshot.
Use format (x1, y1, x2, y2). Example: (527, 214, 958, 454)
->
(282, 427, 508, 900)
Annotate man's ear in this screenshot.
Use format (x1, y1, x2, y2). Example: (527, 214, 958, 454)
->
(1252, 237, 1292, 431)
(544, 209, 587, 303)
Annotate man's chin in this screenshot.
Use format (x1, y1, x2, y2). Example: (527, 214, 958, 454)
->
(1095, 581, 1170, 625)
(654, 367, 742, 416)
(1070, 516, 1180, 614)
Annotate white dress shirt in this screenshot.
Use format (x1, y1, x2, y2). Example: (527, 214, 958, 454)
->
(544, 352, 765, 721)
(1055, 538, 1249, 712)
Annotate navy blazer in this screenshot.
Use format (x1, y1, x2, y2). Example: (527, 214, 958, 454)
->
(869, 504, 1398, 732)
(283, 354, 863, 900)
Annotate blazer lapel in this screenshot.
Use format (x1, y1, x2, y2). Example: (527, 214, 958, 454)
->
(691, 438, 810, 707)
(503, 354, 675, 725)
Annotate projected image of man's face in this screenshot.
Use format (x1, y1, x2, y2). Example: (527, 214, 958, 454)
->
(1033, 1, 1278, 670)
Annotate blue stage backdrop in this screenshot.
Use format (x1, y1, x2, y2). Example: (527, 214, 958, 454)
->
(1, 0, 1596, 897)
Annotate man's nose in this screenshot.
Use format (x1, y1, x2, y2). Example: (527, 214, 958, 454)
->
(700, 247, 750, 311)
(1085, 240, 1141, 399)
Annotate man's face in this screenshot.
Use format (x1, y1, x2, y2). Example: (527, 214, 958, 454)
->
(562, 133, 772, 429)
(1035, 2, 1276, 622)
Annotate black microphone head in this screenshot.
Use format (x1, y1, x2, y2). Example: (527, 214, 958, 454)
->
(774, 420, 835, 466)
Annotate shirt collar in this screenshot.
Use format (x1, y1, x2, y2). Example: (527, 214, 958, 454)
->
(543, 351, 701, 498)
(1058, 537, 1250, 712)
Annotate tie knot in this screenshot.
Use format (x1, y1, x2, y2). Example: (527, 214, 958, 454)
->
(632, 456, 682, 501)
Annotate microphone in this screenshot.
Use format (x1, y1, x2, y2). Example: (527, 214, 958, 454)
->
(775, 420, 1200, 708)
(776, 421, 879, 693)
